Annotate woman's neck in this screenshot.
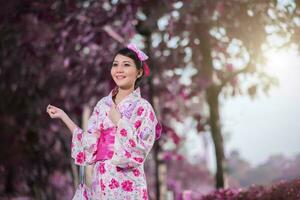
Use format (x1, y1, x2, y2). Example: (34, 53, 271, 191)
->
(113, 86, 135, 104)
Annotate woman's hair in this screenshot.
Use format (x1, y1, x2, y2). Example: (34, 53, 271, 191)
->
(112, 47, 145, 89)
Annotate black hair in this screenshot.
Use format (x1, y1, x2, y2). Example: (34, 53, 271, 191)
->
(112, 47, 145, 89)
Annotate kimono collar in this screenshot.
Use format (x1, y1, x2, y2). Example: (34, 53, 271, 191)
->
(108, 86, 141, 106)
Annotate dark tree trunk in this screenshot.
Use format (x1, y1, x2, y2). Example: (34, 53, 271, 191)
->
(145, 34, 162, 200)
(197, 23, 225, 188)
(206, 85, 225, 188)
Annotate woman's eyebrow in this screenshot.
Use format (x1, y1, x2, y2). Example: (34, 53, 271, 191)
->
(114, 60, 130, 63)
(113, 60, 132, 64)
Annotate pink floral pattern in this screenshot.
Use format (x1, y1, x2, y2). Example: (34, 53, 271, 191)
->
(71, 87, 162, 200)
(109, 178, 119, 189)
(99, 163, 106, 174)
(121, 180, 133, 192)
(132, 169, 140, 177)
(137, 106, 144, 116)
(76, 151, 86, 164)
(120, 128, 127, 136)
(134, 120, 142, 129)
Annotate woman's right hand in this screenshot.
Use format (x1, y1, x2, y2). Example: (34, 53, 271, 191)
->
(46, 104, 66, 120)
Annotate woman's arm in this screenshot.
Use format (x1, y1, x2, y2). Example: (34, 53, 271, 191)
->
(61, 113, 77, 135)
(47, 103, 101, 166)
(110, 100, 162, 169)
(46, 104, 77, 135)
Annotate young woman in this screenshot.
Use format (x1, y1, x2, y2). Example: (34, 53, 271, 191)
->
(46, 44, 162, 199)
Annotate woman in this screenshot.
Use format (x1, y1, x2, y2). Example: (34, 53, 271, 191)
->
(46, 44, 162, 199)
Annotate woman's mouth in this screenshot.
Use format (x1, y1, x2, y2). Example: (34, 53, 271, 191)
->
(116, 75, 126, 80)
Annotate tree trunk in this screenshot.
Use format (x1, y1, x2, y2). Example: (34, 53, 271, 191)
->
(197, 23, 225, 188)
(206, 85, 225, 188)
(145, 33, 162, 200)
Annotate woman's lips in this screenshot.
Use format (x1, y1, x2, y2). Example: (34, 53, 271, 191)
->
(116, 75, 126, 80)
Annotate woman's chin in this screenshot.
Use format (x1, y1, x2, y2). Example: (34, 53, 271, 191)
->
(116, 83, 134, 90)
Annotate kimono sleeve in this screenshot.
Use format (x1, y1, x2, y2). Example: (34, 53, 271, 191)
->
(110, 100, 162, 169)
(71, 102, 101, 166)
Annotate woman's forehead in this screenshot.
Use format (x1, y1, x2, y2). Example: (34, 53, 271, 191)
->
(113, 54, 134, 63)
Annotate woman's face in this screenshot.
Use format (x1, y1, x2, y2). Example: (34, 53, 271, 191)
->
(111, 54, 142, 89)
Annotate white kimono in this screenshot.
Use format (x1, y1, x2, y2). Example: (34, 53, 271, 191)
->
(71, 87, 162, 200)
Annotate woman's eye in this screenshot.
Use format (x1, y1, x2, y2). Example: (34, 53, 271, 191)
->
(113, 63, 118, 67)
(125, 64, 130, 66)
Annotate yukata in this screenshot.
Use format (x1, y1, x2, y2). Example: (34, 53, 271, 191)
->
(71, 86, 162, 200)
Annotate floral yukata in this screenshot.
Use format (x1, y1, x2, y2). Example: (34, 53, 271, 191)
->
(71, 87, 162, 200)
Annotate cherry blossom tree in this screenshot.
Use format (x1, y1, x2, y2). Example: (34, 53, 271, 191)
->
(138, 0, 300, 189)
(0, 0, 147, 198)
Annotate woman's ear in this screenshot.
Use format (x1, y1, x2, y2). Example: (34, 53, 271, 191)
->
(137, 70, 143, 78)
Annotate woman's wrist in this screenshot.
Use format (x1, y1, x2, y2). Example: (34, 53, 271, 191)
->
(60, 112, 69, 122)
(60, 112, 77, 135)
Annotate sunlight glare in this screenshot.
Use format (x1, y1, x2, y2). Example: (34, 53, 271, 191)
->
(264, 48, 300, 76)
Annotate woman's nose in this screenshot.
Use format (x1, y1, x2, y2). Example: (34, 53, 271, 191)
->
(115, 65, 124, 72)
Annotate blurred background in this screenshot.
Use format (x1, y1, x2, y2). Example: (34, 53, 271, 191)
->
(1, 0, 300, 199)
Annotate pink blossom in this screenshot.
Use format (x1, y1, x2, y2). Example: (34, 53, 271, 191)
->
(77, 133, 82, 141)
(100, 179, 105, 191)
(120, 128, 127, 136)
(132, 169, 140, 177)
(125, 151, 131, 158)
(83, 188, 89, 200)
(121, 180, 133, 192)
(143, 189, 148, 200)
(150, 111, 154, 122)
(76, 152, 86, 164)
(135, 120, 142, 129)
(99, 163, 106, 174)
(137, 106, 144, 116)
(133, 157, 143, 163)
(109, 178, 119, 189)
(129, 139, 136, 147)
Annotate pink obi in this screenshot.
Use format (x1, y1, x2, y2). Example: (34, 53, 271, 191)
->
(95, 127, 116, 161)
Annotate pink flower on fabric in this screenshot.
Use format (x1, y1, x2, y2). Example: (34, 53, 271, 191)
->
(143, 189, 148, 200)
(125, 151, 131, 158)
(77, 133, 83, 141)
(132, 169, 140, 177)
(120, 128, 127, 137)
(121, 180, 133, 192)
(109, 178, 119, 189)
(129, 139, 136, 147)
(99, 163, 106, 174)
(150, 111, 154, 122)
(100, 179, 105, 191)
(135, 120, 142, 129)
(116, 166, 122, 172)
(83, 188, 89, 200)
(137, 106, 144, 116)
(100, 123, 104, 131)
(133, 157, 144, 163)
(76, 152, 86, 164)
(126, 163, 134, 168)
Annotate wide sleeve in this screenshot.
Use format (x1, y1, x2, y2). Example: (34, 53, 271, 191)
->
(110, 100, 162, 169)
(71, 102, 101, 166)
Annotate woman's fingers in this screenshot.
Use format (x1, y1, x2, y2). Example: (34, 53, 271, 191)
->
(47, 104, 59, 111)
(50, 105, 59, 109)
(46, 104, 57, 117)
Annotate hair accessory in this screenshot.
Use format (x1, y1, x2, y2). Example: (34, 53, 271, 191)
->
(126, 43, 150, 76)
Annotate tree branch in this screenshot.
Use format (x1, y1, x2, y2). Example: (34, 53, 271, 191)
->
(219, 64, 252, 90)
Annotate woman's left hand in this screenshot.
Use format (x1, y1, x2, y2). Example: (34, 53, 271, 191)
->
(108, 103, 121, 126)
